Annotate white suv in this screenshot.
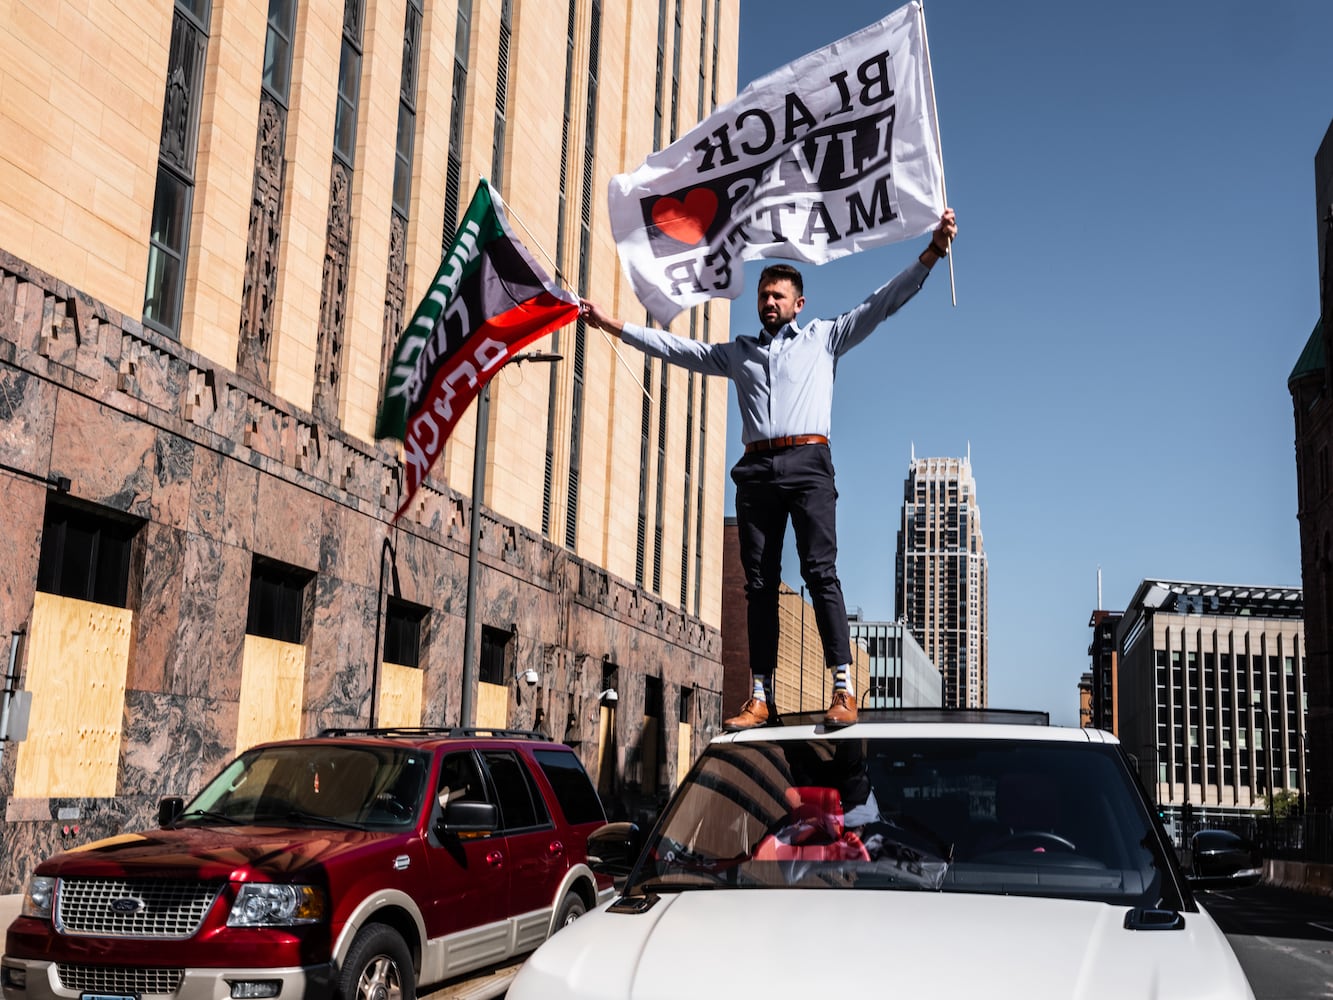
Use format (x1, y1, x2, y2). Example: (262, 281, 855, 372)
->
(509, 710, 1258, 1000)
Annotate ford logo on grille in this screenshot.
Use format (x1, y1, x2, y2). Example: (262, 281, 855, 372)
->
(109, 897, 145, 914)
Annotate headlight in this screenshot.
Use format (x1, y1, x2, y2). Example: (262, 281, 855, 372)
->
(226, 883, 327, 927)
(21, 876, 56, 920)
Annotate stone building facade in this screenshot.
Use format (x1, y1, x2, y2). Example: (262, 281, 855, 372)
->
(0, 0, 738, 891)
(1289, 117, 1333, 811)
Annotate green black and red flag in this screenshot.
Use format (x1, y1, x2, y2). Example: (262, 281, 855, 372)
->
(376, 179, 578, 518)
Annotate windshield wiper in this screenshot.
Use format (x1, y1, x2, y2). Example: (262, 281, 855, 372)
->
(632, 875, 735, 894)
(251, 806, 364, 830)
(174, 809, 243, 827)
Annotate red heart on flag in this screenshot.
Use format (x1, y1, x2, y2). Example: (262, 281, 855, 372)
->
(651, 188, 718, 246)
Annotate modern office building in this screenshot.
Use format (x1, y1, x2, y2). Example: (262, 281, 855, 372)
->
(1115, 580, 1308, 832)
(1290, 116, 1333, 812)
(0, 0, 739, 888)
(848, 612, 941, 709)
(894, 452, 989, 708)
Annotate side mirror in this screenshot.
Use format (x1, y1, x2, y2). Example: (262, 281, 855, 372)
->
(587, 821, 643, 881)
(438, 799, 499, 835)
(158, 797, 185, 827)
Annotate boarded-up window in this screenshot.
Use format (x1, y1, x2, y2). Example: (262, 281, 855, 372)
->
(377, 663, 423, 729)
(13, 593, 132, 797)
(236, 634, 305, 752)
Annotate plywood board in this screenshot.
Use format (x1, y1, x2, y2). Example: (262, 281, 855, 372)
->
(13, 592, 132, 798)
(677, 722, 692, 788)
(476, 681, 509, 729)
(378, 662, 424, 728)
(235, 635, 305, 752)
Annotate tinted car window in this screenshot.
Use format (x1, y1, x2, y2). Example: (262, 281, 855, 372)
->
(437, 751, 490, 807)
(483, 750, 549, 830)
(183, 744, 428, 830)
(534, 749, 606, 825)
(633, 737, 1175, 907)
(1193, 830, 1243, 850)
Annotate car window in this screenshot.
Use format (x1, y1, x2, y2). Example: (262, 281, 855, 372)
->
(1193, 830, 1241, 849)
(437, 751, 490, 809)
(183, 745, 428, 829)
(633, 737, 1176, 908)
(533, 749, 606, 826)
(482, 750, 550, 831)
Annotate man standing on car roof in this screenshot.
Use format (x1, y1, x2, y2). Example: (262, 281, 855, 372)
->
(582, 208, 957, 731)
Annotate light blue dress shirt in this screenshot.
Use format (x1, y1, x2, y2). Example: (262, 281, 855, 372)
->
(618, 260, 932, 447)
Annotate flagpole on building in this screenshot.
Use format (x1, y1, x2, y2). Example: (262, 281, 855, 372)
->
(918, 1, 956, 306)
(459, 351, 563, 728)
(459, 381, 491, 729)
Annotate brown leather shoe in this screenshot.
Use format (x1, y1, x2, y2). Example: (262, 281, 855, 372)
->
(823, 690, 857, 728)
(722, 698, 769, 731)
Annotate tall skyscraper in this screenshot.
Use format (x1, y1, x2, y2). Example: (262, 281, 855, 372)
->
(895, 452, 989, 708)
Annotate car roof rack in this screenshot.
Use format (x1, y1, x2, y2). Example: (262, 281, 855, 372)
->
(762, 707, 1052, 727)
(317, 726, 554, 741)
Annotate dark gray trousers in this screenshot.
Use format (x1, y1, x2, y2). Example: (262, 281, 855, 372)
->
(731, 443, 851, 678)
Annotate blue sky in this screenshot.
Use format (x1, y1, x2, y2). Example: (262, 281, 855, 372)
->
(726, 0, 1333, 725)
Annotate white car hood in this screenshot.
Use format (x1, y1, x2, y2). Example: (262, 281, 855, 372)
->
(510, 889, 1254, 1000)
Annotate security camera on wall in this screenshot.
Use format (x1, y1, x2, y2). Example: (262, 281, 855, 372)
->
(520, 668, 540, 687)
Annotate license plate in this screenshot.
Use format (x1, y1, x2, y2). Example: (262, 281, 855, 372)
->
(82, 993, 137, 1000)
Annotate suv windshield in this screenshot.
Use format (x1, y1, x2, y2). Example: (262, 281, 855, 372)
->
(632, 737, 1178, 907)
(177, 744, 430, 830)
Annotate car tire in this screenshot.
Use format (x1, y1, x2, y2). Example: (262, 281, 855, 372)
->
(338, 923, 415, 1000)
(554, 890, 587, 931)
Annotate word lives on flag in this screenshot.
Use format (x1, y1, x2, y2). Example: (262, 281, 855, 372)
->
(609, 1, 945, 326)
(376, 178, 578, 518)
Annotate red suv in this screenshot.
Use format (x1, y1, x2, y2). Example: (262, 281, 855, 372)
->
(1, 727, 610, 1000)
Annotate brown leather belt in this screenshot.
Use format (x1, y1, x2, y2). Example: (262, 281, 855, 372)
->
(744, 434, 829, 454)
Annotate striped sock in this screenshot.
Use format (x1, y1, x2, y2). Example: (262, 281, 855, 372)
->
(751, 675, 768, 703)
(833, 665, 853, 697)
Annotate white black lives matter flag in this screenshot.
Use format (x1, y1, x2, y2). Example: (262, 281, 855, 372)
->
(609, 1, 945, 327)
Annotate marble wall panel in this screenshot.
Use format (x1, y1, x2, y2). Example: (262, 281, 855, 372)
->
(220, 459, 260, 551)
(186, 447, 226, 541)
(0, 793, 141, 890)
(0, 367, 56, 471)
(117, 331, 189, 420)
(0, 480, 43, 631)
(420, 596, 464, 725)
(326, 498, 377, 589)
(175, 531, 227, 698)
(0, 271, 17, 350)
(48, 393, 164, 521)
(195, 541, 252, 705)
(304, 570, 375, 731)
(119, 689, 237, 800)
(128, 521, 186, 692)
(254, 471, 322, 571)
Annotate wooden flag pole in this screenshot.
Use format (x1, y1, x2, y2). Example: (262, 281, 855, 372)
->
(918, 2, 956, 306)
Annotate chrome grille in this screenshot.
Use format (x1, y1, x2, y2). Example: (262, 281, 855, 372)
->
(57, 963, 184, 995)
(57, 877, 224, 938)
